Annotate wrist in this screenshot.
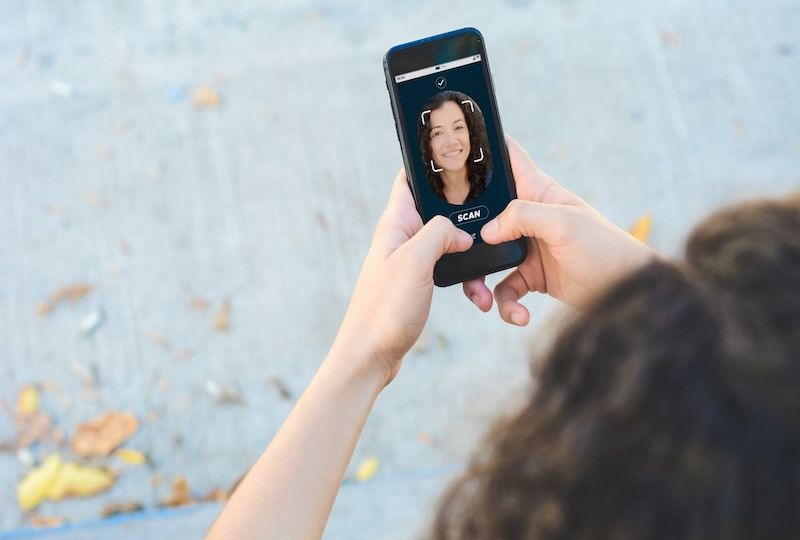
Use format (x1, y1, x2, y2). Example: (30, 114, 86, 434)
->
(325, 331, 392, 394)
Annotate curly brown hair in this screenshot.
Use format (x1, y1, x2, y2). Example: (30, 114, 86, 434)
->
(417, 90, 492, 203)
(432, 194, 800, 539)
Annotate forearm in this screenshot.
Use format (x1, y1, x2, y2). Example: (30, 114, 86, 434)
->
(206, 338, 383, 540)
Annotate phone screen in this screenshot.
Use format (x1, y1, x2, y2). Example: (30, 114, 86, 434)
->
(385, 28, 526, 286)
(389, 48, 513, 243)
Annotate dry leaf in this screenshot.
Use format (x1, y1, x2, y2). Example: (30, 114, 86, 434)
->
(267, 377, 293, 400)
(37, 283, 92, 316)
(150, 474, 165, 487)
(70, 411, 138, 457)
(417, 432, 435, 446)
(17, 412, 54, 449)
(48, 462, 114, 500)
(18, 454, 61, 510)
(84, 192, 109, 206)
(95, 145, 113, 159)
(174, 348, 194, 361)
(212, 300, 230, 331)
(150, 330, 168, 349)
(629, 214, 653, 243)
(115, 448, 146, 466)
(201, 487, 228, 502)
(29, 514, 66, 528)
(101, 501, 143, 518)
(17, 386, 39, 416)
(14, 453, 104, 511)
(193, 85, 220, 108)
(190, 297, 209, 311)
(69, 361, 97, 389)
(661, 32, 681, 46)
(162, 476, 194, 507)
(355, 456, 379, 483)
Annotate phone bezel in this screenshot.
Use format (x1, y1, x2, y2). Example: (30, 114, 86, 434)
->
(383, 27, 527, 287)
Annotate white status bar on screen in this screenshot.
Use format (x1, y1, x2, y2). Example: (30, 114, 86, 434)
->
(395, 54, 481, 83)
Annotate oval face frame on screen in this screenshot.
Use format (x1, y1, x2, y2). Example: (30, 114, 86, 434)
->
(384, 28, 526, 287)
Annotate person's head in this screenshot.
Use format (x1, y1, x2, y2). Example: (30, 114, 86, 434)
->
(417, 91, 492, 204)
(433, 194, 800, 539)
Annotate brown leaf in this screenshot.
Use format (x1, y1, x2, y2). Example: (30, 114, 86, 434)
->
(37, 283, 92, 316)
(101, 501, 144, 518)
(190, 297, 209, 311)
(149, 331, 168, 349)
(201, 487, 228, 502)
(661, 32, 681, 46)
(212, 300, 230, 332)
(94, 145, 113, 159)
(29, 514, 67, 528)
(193, 85, 221, 108)
(161, 476, 194, 507)
(417, 432, 436, 446)
(17, 412, 54, 449)
(173, 348, 194, 361)
(267, 377, 293, 400)
(70, 411, 138, 457)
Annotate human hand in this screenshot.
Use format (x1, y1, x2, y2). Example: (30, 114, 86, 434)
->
(463, 136, 659, 325)
(332, 169, 473, 389)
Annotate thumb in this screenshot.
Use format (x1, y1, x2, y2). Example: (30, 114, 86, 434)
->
(401, 215, 474, 269)
(480, 199, 574, 245)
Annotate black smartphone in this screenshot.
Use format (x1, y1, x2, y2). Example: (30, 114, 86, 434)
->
(384, 27, 527, 287)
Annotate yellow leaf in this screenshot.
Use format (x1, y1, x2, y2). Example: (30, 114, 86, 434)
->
(47, 462, 114, 500)
(212, 300, 230, 332)
(17, 386, 39, 416)
(115, 448, 146, 465)
(193, 85, 220, 108)
(17, 454, 62, 511)
(629, 214, 653, 243)
(355, 456, 379, 483)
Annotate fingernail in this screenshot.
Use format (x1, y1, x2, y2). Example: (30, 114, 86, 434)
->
(482, 219, 499, 236)
(469, 294, 480, 306)
(511, 311, 525, 325)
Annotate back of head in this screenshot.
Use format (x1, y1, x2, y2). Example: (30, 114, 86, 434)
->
(433, 194, 800, 540)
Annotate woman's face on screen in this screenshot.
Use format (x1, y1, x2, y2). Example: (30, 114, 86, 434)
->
(429, 101, 471, 173)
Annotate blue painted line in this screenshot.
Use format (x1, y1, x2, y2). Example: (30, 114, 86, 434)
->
(0, 504, 217, 539)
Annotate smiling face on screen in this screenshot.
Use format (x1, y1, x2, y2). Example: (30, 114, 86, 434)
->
(428, 101, 471, 174)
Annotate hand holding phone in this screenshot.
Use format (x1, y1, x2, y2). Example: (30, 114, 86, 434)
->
(463, 137, 661, 324)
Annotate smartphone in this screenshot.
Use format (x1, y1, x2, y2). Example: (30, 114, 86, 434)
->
(384, 27, 527, 287)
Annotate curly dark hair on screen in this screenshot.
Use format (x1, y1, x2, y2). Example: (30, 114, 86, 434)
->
(432, 193, 800, 539)
(417, 90, 492, 202)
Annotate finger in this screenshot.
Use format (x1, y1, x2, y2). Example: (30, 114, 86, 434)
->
(398, 216, 473, 272)
(480, 199, 572, 246)
(387, 167, 413, 208)
(463, 276, 493, 312)
(494, 269, 531, 326)
(505, 135, 559, 201)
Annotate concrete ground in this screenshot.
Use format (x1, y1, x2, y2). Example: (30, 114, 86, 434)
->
(1, 0, 798, 538)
